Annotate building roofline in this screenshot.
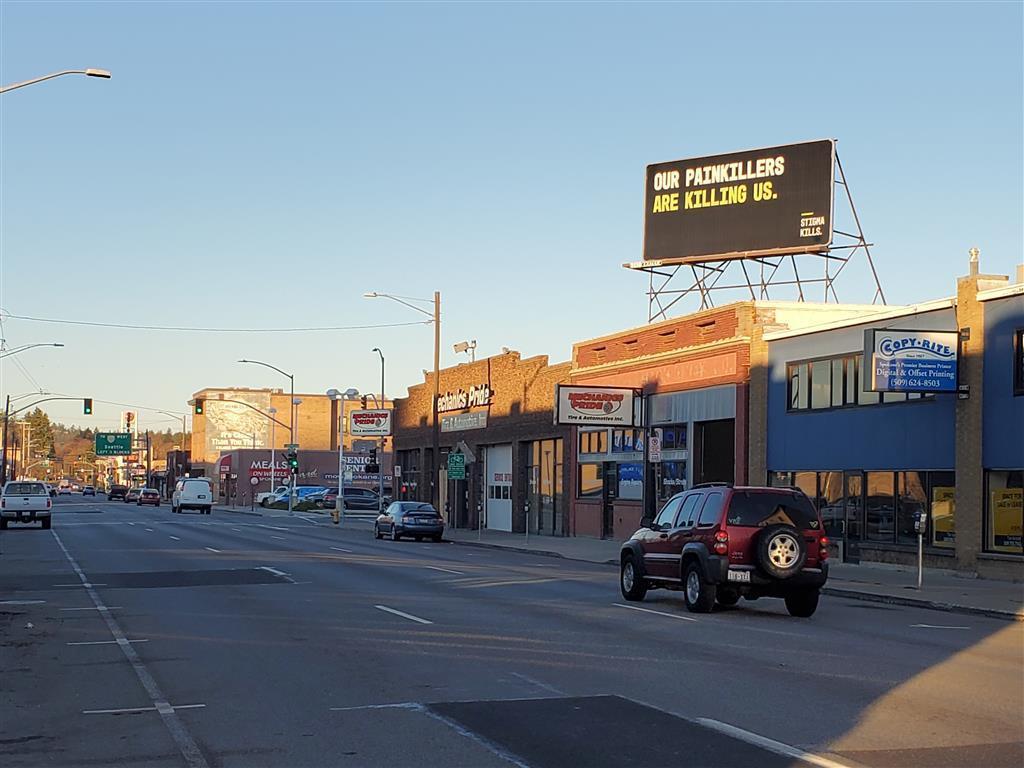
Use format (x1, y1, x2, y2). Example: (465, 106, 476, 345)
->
(977, 283, 1024, 302)
(763, 297, 955, 341)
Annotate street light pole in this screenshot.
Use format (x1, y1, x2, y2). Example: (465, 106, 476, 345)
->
(0, 69, 110, 95)
(373, 348, 386, 510)
(268, 407, 278, 499)
(238, 359, 295, 513)
(0, 342, 64, 360)
(327, 388, 360, 526)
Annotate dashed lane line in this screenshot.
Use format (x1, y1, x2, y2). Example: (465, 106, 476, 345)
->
(330, 546, 352, 553)
(83, 703, 206, 715)
(60, 606, 123, 611)
(51, 529, 209, 768)
(204, 547, 221, 553)
(612, 603, 698, 623)
(68, 639, 149, 646)
(374, 605, 433, 625)
(0, 599, 46, 606)
(424, 565, 465, 575)
(169, 536, 181, 541)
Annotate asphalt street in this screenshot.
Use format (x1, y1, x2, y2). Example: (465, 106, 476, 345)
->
(2, 497, 1022, 768)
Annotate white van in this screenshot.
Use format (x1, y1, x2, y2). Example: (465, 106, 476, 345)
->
(172, 478, 214, 515)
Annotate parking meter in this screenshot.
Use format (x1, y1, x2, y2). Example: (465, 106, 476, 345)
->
(914, 510, 927, 534)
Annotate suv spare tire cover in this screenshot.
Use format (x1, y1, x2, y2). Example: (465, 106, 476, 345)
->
(756, 524, 806, 579)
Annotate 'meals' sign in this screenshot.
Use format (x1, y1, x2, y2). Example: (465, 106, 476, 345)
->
(865, 329, 958, 393)
(555, 385, 637, 426)
(643, 139, 835, 263)
(349, 409, 393, 436)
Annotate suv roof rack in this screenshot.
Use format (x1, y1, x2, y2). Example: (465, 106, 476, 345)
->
(692, 482, 732, 489)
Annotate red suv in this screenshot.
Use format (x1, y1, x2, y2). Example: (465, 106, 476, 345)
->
(620, 484, 829, 617)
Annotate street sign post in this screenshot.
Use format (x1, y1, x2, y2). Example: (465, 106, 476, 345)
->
(95, 433, 132, 456)
(447, 453, 466, 480)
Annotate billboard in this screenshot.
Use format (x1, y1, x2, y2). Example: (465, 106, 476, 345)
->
(349, 409, 393, 436)
(643, 139, 835, 263)
(555, 385, 638, 426)
(203, 390, 271, 456)
(864, 329, 959, 393)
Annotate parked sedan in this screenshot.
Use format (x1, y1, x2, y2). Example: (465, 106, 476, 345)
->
(136, 488, 161, 507)
(125, 487, 143, 503)
(375, 502, 444, 542)
(322, 486, 389, 511)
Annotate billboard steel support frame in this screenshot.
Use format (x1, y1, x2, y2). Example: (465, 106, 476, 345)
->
(634, 153, 886, 321)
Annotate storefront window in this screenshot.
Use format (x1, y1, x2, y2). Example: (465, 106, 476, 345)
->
(788, 363, 808, 410)
(577, 463, 604, 499)
(929, 471, 956, 549)
(579, 430, 608, 455)
(987, 470, 1023, 555)
(659, 460, 687, 499)
(859, 355, 880, 405)
(617, 462, 643, 500)
(659, 424, 687, 451)
(831, 359, 845, 407)
(865, 472, 896, 543)
(819, 471, 844, 538)
(396, 450, 420, 500)
(525, 438, 564, 536)
(897, 472, 927, 545)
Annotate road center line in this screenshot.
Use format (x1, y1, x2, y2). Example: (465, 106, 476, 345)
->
(204, 547, 221, 553)
(612, 603, 698, 622)
(695, 718, 855, 768)
(68, 639, 149, 646)
(424, 565, 464, 575)
(374, 604, 433, 625)
(50, 529, 209, 768)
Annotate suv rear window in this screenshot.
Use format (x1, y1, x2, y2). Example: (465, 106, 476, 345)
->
(4, 482, 47, 496)
(725, 490, 819, 530)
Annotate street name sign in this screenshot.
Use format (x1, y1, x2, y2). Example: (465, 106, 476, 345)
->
(95, 432, 132, 456)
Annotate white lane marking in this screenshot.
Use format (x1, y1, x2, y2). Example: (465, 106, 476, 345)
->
(231, 528, 241, 532)
(204, 547, 221, 553)
(68, 639, 149, 646)
(462, 577, 560, 589)
(127, 522, 135, 526)
(330, 546, 352, 553)
(60, 606, 122, 612)
(145, 528, 154, 532)
(613, 603, 698, 623)
(82, 703, 205, 715)
(258, 524, 289, 532)
(374, 605, 433, 625)
(169, 536, 181, 541)
(53, 583, 107, 587)
(258, 566, 289, 578)
(330, 701, 421, 712)
(696, 718, 856, 768)
(0, 599, 46, 605)
(424, 565, 464, 575)
(271, 535, 285, 540)
(51, 530, 209, 768)
(509, 671, 565, 696)
(911, 623, 971, 630)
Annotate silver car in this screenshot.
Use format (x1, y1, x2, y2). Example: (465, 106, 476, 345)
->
(374, 502, 444, 542)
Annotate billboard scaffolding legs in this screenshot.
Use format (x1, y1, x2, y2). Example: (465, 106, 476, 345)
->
(632, 153, 886, 322)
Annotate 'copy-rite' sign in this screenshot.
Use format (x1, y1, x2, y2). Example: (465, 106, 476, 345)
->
(865, 329, 958, 393)
(556, 386, 636, 426)
(349, 409, 393, 436)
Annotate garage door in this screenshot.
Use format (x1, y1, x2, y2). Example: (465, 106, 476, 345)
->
(484, 444, 513, 532)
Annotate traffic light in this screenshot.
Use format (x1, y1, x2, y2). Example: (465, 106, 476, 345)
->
(83, 398, 93, 415)
(366, 448, 379, 475)
(360, 395, 368, 409)
(194, 399, 205, 415)
(286, 450, 298, 473)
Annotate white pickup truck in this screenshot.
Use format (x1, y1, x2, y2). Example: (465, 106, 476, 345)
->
(256, 485, 290, 506)
(1, 481, 53, 529)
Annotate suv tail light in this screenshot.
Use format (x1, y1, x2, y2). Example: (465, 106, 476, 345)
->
(713, 530, 729, 555)
(819, 536, 829, 560)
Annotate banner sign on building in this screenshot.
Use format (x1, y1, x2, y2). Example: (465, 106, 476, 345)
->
(95, 432, 132, 456)
(441, 412, 488, 432)
(349, 409, 393, 436)
(864, 329, 959, 393)
(555, 385, 638, 426)
(643, 139, 835, 263)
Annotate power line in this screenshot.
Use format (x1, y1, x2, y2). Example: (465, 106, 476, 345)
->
(0, 312, 429, 334)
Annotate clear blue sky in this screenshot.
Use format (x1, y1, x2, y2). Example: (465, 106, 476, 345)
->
(2, 1, 1021, 431)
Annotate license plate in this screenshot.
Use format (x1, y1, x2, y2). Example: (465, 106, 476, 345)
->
(727, 570, 751, 583)
(198, 495, 207, 499)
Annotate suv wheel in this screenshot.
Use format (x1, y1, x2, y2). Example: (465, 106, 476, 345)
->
(757, 525, 807, 580)
(619, 555, 647, 602)
(683, 562, 716, 613)
(784, 589, 820, 617)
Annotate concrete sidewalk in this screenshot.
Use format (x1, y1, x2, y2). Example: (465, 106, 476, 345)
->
(445, 526, 1024, 621)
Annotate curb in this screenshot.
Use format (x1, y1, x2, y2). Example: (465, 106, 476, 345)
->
(449, 538, 1022, 621)
(214, 506, 264, 517)
(821, 586, 1023, 622)
(448, 537, 618, 566)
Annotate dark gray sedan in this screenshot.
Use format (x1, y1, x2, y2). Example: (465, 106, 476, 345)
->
(375, 502, 444, 542)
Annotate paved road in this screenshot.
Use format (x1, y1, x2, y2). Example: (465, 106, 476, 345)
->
(2, 498, 1022, 768)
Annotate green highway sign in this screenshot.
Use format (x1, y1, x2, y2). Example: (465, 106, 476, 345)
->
(447, 452, 466, 480)
(95, 432, 132, 456)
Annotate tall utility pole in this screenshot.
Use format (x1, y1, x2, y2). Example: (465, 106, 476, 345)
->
(373, 348, 386, 510)
(1, 395, 9, 484)
(432, 291, 441, 507)
(145, 431, 152, 486)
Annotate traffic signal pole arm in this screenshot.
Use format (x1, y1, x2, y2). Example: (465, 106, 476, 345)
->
(10, 396, 90, 417)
